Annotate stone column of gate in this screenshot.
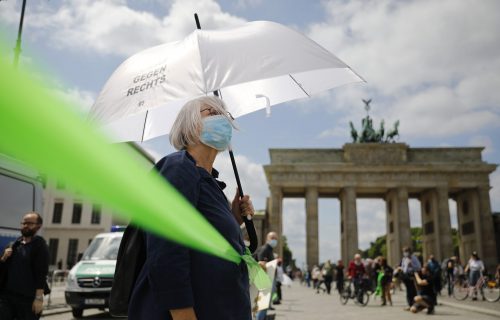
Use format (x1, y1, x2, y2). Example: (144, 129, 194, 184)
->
(386, 187, 411, 267)
(269, 186, 283, 258)
(340, 187, 358, 266)
(397, 187, 412, 257)
(436, 186, 453, 261)
(477, 186, 498, 269)
(305, 187, 319, 268)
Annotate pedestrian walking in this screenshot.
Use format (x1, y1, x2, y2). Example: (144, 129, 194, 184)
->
(394, 246, 421, 310)
(0, 212, 49, 320)
(128, 96, 255, 320)
(445, 256, 456, 296)
(426, 254, 442, 297)
(378, 257, 393, 306)
(322, 260, 333, 294)
(335, 260, 345, 294)
(312, 265, 321, 290)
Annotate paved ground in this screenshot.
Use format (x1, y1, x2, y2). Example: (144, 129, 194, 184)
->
(41, 280, 500, 319)
(270, 282, 500, 320)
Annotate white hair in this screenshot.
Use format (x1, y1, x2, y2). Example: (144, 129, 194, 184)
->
(169, 96, 235, 150)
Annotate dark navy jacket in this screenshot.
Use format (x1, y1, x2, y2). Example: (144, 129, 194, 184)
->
(128, 151, 251, 320)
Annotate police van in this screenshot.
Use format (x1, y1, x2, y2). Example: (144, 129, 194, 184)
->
(0, 153, 43, 248)
(65, 228, 124, 318)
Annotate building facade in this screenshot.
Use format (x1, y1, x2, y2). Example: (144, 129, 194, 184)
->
(41, 178, 114, 270)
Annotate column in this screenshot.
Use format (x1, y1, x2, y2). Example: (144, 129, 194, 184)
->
(397, 187, 412, 250)
(477, 186, 498, 270)
(306, 187, 319, 267)
(340, 187, 358, 266)
(455, 190, 477, 261)
(436, 187, 453, 260)
(385, 187, 411, 267)
(419, 190, 438, 260)
(269, 186, 283, 257)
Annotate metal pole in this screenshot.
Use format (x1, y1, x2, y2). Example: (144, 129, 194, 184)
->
(193, 13, 258, 253)
(13, 0, 27, 68)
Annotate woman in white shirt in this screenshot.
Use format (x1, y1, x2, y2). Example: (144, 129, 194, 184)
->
(464, 251, 485, 300)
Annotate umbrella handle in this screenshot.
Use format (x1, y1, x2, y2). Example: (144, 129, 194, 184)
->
(194, 12, 259, 253)
(228, 148, 259, 253)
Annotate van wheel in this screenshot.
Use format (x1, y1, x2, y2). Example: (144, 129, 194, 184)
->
(72, 308, 83, 318)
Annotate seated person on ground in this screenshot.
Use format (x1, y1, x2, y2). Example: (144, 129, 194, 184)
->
(410, 266, 436, 314)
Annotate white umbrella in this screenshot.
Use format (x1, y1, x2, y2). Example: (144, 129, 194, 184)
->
(89, 17, 364, 253)
(89, 20, 364, 142)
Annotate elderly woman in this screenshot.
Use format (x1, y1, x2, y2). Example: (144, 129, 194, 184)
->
(129, 96, 254, 320)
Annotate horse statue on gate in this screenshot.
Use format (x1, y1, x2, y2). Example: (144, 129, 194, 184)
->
(385, 120, 400, 143)
(348, 99, 400, 144)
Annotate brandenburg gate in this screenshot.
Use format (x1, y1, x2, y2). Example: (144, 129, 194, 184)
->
(263, 143, 498, 269)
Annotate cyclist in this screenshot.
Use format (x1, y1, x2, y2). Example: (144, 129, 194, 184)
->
(464, 251, 485, 300)
(348, 253, 366, 303)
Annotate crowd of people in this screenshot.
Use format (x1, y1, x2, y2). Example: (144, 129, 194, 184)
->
(293, 247, 500, 315)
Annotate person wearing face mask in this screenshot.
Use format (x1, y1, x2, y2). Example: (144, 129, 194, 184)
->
(255, 232, 278, 263)
(128, 96, 255, 320)
(253, 232, 279, 320)
(0, 212, 49, 320)
(348, 253, 366, 303)
(394, 246, 421, 310)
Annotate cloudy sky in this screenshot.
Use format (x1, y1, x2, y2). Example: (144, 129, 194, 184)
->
(1, 0, 499, 266)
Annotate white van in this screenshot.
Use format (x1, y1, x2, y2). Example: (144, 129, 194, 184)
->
(64, 231, 123, 318)
(0, 153, 43, 248)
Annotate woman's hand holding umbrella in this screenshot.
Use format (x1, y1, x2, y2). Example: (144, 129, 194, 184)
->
(232, 188, 255, 225)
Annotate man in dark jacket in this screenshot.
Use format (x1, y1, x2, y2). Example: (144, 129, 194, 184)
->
(0, 212, 49, 320)
(255, 232, 278, 263)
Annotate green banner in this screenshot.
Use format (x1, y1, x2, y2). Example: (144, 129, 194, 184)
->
(0, 44, 241, 264)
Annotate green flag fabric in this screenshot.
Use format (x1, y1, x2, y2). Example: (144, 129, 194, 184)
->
(0, 47, 241, 264)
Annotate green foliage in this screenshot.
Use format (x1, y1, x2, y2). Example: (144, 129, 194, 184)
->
(362, 227, 460, 258)
(282, 235, 295, 269)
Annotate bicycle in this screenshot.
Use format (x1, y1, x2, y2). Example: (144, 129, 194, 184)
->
(453, 273, 500, 302)
(340, 277, 370, 306)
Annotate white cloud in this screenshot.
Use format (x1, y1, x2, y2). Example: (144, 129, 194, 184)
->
(2, 0, 247, 57)
(52, 87, 96, 115)
(468, 135, 494, 155)
(213, 153, 268, 210)
(306, 0, 500, 140)
(357, 200, 386, 249)
(235, 0, 264, 9)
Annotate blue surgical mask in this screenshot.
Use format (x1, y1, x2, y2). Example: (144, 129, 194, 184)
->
(268, 239, 278, 248)
(200, 115, 232, 151)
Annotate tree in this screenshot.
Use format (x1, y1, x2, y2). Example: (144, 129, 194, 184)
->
(282, 235, 296, 269)
(362, 227, 460, 259)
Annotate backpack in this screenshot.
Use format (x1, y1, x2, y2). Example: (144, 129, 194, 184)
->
(109, 225, 146, 317)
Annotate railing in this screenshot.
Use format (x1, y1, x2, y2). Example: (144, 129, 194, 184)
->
(45, 269, 69, 309)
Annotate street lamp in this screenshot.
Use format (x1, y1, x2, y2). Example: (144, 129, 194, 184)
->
(13, 0, 27, 68)
(1, 0, 28, 68)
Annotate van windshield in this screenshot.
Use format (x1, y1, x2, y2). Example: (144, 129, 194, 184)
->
(82, 235, 122, 261)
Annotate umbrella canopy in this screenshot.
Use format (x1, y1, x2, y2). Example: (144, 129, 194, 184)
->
(89, 20, 364, 142)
